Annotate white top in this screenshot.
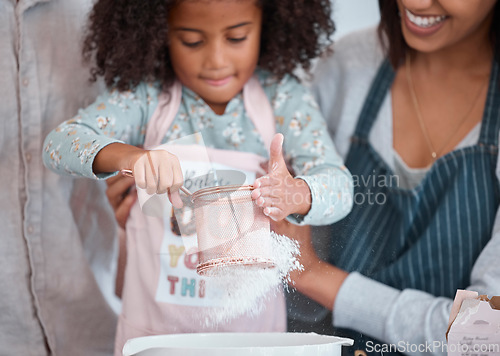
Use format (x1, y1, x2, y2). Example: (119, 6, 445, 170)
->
(311, 26, 500, 355)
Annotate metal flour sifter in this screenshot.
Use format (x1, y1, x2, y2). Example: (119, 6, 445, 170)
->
(122, 168, 276, 276)
(190, 184, 276, 276)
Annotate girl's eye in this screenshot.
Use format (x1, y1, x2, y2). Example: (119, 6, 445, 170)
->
(182, 41, 202, 48)
(228, 37, 247, 43)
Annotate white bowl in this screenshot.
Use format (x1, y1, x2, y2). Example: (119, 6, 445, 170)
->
(123, 332, 353, 356)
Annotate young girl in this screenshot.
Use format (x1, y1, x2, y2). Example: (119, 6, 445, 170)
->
(43, 0, 353, 353)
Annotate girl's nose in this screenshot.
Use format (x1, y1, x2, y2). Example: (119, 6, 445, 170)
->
(204, 41, 228, 70)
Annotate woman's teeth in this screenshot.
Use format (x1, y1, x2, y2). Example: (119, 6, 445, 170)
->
(405, 8, 446, 28)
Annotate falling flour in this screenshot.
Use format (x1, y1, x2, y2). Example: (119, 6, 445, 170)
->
(200, 231, 303, 326)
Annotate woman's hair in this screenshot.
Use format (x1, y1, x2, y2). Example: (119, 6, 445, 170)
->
(377, 0, 500, 68)
(83, 0, 335, 91)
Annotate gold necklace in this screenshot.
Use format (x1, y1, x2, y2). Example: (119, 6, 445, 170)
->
(405, 53, 487, 161)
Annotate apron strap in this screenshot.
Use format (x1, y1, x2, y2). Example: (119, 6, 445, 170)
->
(243, 75, 276, 150)
(144, 81, 182, 149)
(478, 58, 500, 147)
(144, 76, 276, 151)
(352, 59, 395, 140)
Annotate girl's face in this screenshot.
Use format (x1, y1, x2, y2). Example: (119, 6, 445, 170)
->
(167, 0, 262, 115)
(397, 0, 497, 53)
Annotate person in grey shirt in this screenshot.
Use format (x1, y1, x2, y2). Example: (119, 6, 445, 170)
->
(1, 0, 117, 354)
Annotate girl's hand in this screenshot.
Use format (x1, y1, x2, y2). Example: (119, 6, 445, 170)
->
(132, 150, 184, 208)
(93, 143, 183, 209)
(251, 133, 311, 221)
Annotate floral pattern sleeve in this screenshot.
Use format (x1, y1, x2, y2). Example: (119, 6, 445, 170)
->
(269, 74, 354, 226)
(42, 83, 158, 179)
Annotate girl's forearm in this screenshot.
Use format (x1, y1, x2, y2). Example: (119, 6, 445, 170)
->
(92, 142, 145, 175)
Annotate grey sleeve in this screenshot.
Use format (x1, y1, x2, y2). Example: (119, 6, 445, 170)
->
(334, 273, 450, 355)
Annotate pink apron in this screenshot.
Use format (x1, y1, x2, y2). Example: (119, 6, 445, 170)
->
(115, 77, 286, 355)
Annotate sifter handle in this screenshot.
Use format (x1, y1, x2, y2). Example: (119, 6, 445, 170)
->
(120, 169, 192, 196)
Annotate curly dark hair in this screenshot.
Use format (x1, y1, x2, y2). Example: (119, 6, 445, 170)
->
(83, 0, 335, 91)
(377, 0, 500, 68)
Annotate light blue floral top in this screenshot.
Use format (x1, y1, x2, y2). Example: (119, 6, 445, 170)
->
(43, 69, 353, 225)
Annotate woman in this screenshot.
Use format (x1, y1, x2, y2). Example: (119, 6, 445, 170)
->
(289, 0, 500, 355)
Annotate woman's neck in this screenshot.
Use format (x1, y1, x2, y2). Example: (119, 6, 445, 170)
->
(413, 47, 492, 80)
(392, 17, 495, 169)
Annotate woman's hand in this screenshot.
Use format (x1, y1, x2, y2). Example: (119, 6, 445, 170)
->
(274, 219, 348, 310)
(105, 174, 134, 299)
(105, 174, 136, 230)
(273, 221, 322, 289)
(251, 133, 311, 221)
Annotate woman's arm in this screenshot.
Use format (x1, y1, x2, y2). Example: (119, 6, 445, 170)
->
(292, 196, 500, 356)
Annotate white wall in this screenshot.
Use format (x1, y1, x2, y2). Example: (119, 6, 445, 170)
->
(331, 0, 380, 40)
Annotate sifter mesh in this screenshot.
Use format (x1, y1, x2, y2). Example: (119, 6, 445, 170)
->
(192, 185, 276, 276)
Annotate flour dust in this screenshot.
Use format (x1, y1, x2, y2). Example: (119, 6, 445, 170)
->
(200, 231, 303, 326)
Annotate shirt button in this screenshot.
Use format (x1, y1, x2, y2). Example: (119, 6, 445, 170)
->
(27, 226, 34, 234)
(26, 153, 32, 162)
(22, 78, 29, 86)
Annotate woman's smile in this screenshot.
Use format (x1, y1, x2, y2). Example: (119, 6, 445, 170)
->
(403, 8, 448, 36)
